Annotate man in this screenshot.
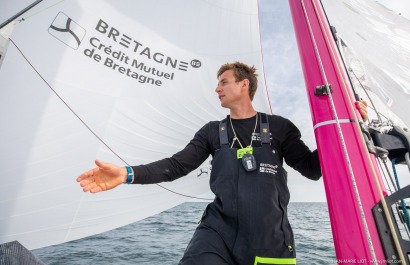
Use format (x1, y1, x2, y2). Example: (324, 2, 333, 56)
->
(77, 62, 368, 264)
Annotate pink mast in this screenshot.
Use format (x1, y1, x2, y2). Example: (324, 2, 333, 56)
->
(288, 0, 394, 263)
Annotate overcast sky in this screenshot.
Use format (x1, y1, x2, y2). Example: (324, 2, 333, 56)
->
(259, 1, 324, 201)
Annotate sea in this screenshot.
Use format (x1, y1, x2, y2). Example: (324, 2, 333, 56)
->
(32, 202, 336, 265)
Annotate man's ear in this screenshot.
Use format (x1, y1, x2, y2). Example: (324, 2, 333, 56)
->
(241, 79, 250, 90)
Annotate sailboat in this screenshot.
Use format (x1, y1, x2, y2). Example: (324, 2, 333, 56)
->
(1, 0, 410, 264)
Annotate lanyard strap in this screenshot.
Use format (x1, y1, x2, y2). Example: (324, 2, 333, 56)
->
(219, 113, 270, 147)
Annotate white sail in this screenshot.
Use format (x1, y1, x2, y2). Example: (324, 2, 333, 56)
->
(322, 0, 410, 128)
(0, 0, 270, 250)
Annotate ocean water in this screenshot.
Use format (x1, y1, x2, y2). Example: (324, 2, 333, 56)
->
(32, 202, 336, 265)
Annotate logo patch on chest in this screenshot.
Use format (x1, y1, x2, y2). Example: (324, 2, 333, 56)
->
(259, 163, 278, 175)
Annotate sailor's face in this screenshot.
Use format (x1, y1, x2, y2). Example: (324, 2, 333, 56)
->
(215, 70, 244, 108)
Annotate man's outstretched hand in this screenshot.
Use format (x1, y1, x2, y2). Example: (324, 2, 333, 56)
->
(77, 160, 128, 193)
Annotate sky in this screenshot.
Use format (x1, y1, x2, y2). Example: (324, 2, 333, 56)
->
(258, 1, 323, 201)
(1, 0, 409, 202)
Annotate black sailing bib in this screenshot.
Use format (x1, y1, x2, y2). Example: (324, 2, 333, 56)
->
(199, 113, 296, 264)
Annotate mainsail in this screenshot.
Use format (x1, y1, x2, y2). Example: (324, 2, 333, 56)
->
(322, 0, 410, 129)
(0, 0, 270, 250)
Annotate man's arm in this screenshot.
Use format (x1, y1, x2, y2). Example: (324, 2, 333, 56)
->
(77, 123, 212, 192)
(131, 124, 212, 184)
(281, 119, 322, 180)
(280, 99, 368, 180)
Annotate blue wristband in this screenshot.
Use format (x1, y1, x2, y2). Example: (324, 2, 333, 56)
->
(125, 166, 133, 184)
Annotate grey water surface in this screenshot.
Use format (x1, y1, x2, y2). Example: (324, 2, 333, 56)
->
(33, 202, 336, 265)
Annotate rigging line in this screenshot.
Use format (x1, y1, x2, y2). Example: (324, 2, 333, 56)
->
(8, 38, 212, 201)
(8, 38, 128, 165)
(300, 0, 377, 256)
(348, 68, 383, 123)
(385, 158, 399, 192)
(377, 157, 407, 237)
(0, 0, 43, 29)
(367, 106, 394, 124)
(20, 0, 66, 21)
(301, 0, 378, 261)
(379, 157, 398, 192)
(155, 183, 212, 201)
(392, 158, 410, 231)
(311, 0, 406, 262)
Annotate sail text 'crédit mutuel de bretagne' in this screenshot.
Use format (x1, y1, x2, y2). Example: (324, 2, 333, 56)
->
(83, 19, 194, 86)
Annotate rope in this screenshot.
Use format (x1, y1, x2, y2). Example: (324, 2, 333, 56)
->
(8, 38, 212, 201)
(348, 68, 383, 123)
(379, 157, 398, 192)
(392, 158, 410, 230)
(309, 1, 406, 262)
(300, 0, 378, 261)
